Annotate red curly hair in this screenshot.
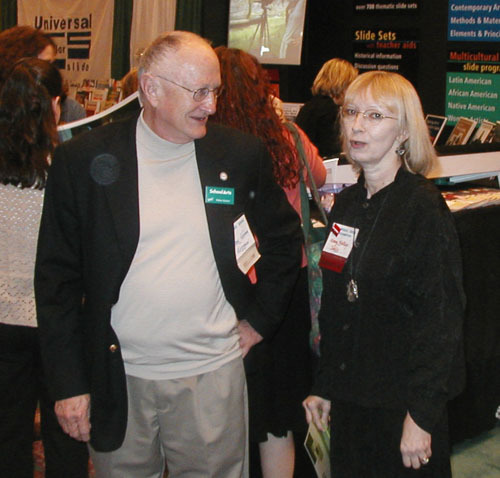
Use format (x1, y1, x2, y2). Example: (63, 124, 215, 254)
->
(211, 47, 299, 189)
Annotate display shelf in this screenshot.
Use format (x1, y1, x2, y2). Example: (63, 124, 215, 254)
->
(324, 147, 500, 186)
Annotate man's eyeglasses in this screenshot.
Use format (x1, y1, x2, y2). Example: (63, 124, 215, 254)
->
(341, 106, 398, 124)
(155, 74, 223, 102)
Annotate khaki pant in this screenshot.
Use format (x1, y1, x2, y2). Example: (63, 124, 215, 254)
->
(89, 357, 248, 478)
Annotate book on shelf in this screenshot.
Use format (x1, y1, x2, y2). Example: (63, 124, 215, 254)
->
(425, 114, 447, 146)
(106, 82, 123, 105)
(84, 99, 101, 117)
(66, 78, 125, 115)
(485, 121, 500, 144)
(81, 79, 96, 89)
(471, 119, 496, 144)
(91, 88, 110, 102)
(95, 79, 112, 90)
(75, 89, 91, 107)
(445, 117, 478, 146)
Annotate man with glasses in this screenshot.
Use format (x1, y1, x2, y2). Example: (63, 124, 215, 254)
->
(35, 31, 302, 477)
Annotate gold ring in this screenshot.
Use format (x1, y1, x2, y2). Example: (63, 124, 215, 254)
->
(421, 457, 429, 464)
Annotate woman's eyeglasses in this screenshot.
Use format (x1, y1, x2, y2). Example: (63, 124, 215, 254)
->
(341, 106, 398, 124)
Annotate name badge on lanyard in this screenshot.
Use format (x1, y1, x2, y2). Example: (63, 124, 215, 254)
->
(319, 222, 358, 273)
(234, 214, 261, 277)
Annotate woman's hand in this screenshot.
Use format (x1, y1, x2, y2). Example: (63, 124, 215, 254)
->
(400, 411, 432, 469)
(303, 395, 331, 431)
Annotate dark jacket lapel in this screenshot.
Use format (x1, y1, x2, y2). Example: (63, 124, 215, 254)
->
(102, 114, 141, 282)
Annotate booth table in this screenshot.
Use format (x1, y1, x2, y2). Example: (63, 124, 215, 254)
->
(448, 204, 500, 444)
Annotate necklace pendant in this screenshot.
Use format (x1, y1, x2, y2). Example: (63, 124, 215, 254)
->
(347, 279, 359, 302)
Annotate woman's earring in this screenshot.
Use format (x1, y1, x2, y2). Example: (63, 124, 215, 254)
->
(395, 147, 406, 157)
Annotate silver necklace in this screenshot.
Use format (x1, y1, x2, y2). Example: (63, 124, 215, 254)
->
(347, 189, 390, 302)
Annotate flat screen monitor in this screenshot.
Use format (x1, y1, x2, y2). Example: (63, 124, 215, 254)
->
(227, 0, 307, 66)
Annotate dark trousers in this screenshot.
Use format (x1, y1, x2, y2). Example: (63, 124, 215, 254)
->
(0, 323, 89, 478)
(330, 400, 452, 478)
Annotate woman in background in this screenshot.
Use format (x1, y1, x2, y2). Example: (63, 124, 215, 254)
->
(0, 25, 57, 86)
(212, 46, 326, 478)
(303, 70, 465, 477)
(0, 58, 88, 478)
(296, 58, 358, 158)
(121, 67, 139, 99)
(0, 24, 86, 125)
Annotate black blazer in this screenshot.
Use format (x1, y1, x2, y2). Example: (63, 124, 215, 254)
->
(35, 113, 303, 451)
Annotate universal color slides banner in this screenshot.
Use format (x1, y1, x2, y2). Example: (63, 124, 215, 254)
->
(18, 0, 114, 84)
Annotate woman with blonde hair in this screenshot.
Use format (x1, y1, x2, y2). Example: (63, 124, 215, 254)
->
(296, 58, 358, 157)
(303, 71, 465, 477)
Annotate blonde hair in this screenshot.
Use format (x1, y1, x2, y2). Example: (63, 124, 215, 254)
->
(341, 71, 436, 175)
(311, 58, 358, 104)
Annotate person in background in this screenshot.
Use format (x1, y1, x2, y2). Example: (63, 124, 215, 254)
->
(279, 0, 306, 61)
(35, 31, 303, 478)
(212, 46, 326, 478)
(0, 24, 86, 125)
(121, 67, 139, 99)
(59, 86, 87, 124)
(0, 25, 57, 86)
(0, 58, 88, 478)
(303, 70, 465, 478)
(296, 58, 358, 158)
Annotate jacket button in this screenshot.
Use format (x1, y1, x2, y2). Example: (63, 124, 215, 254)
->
(109, 344, 119, 353)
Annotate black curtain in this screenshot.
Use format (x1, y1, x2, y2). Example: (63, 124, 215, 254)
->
(175, 0, 202, 34)
(111, 0, 133, 80)
(0, 0, 17, 31)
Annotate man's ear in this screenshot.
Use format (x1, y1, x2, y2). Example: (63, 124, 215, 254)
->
(140, 74, 160, 105)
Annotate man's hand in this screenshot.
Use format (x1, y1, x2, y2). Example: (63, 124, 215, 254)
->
(238, 320, 263, 357)
(54, 393, 91, 442)
(400, 411, 432, 469)
(303, 395, 331, 432)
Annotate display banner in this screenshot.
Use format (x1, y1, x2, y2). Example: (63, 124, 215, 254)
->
(448, 0, 500, 42)
(445, 49, 499, 124)
(354, 1, 419, 14)
(352, 27, 419, 86)
(18, 0, 114, 84)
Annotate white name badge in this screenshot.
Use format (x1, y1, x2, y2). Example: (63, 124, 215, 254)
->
(234, 214, 261, 274)
(319, 222, 359, 272)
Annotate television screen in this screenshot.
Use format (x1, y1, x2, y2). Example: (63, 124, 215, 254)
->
(227, 0, 307, 65)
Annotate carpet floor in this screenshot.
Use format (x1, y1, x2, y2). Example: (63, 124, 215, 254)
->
(451, 421, 500, 478)
(32, 419, 499, 477)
